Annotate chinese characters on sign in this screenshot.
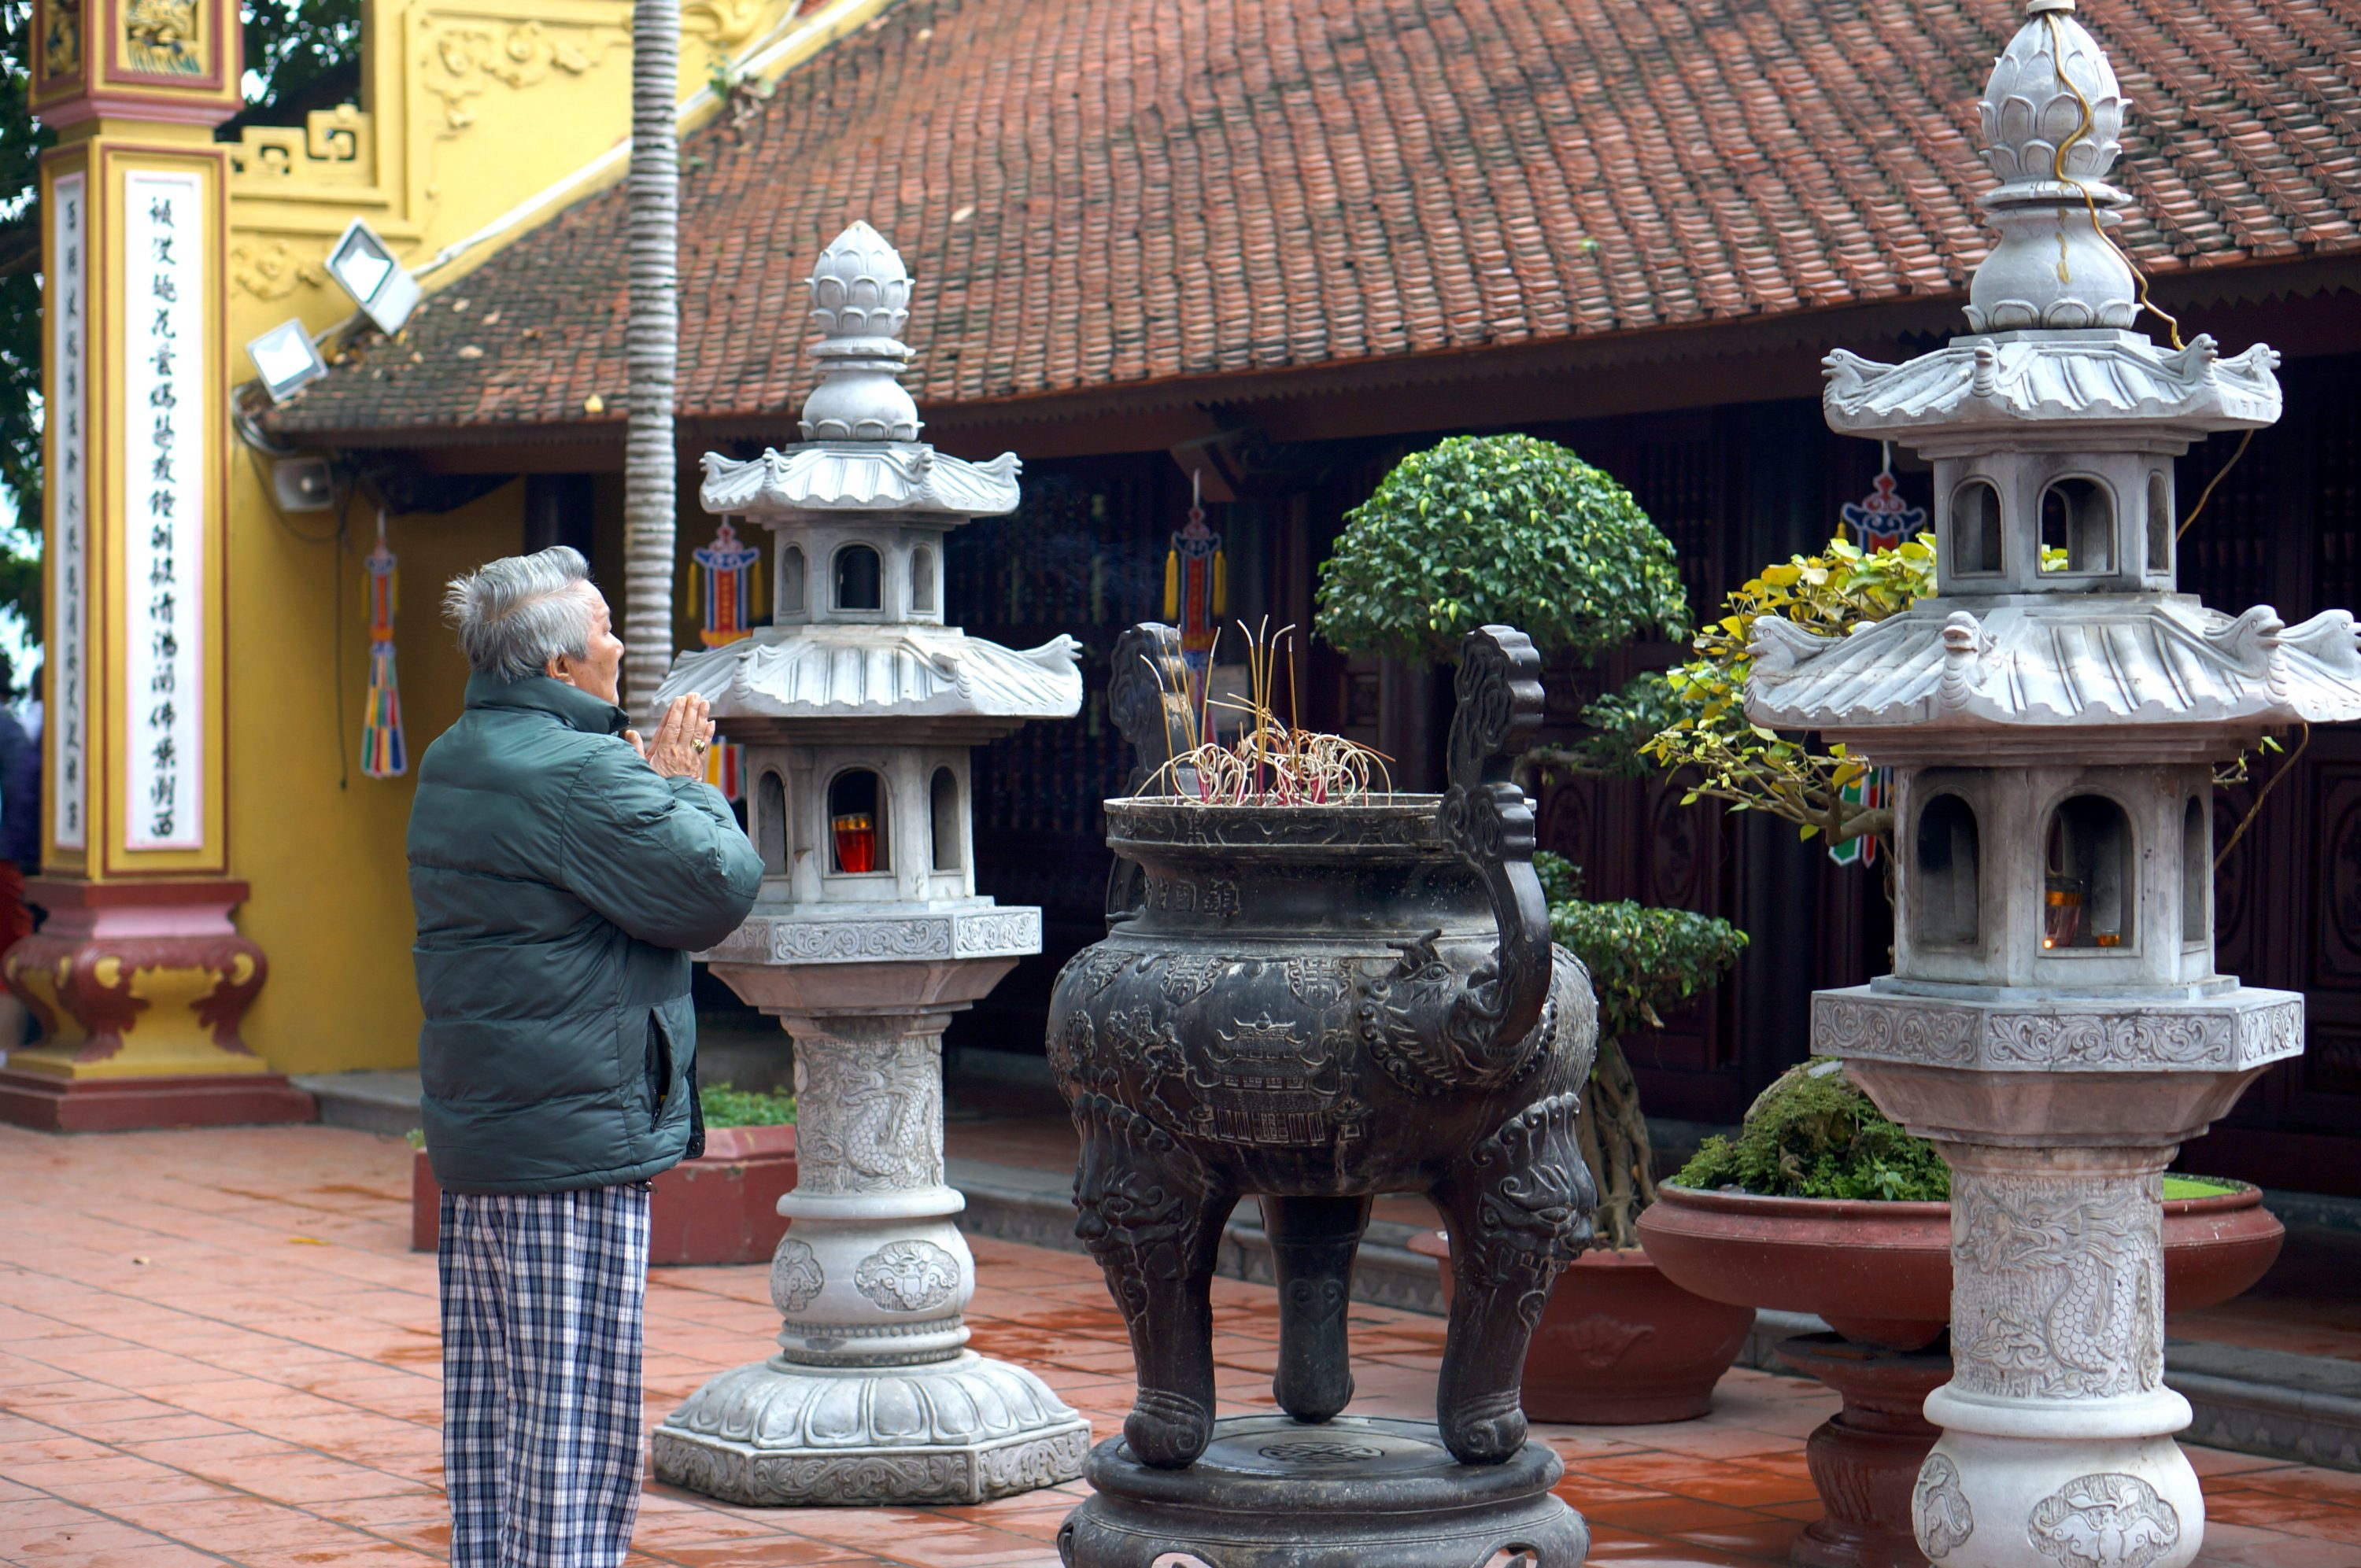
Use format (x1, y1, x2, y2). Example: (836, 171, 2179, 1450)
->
(50, 173, 86, 850)
(122, 172, 203, 850)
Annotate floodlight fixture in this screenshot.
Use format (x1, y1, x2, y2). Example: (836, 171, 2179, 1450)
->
(325, 218, 421, 335)
(247, 318, 328, 403)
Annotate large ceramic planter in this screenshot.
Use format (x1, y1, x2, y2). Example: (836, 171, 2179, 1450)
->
(1410, 1232, 1755, 1424)
(1639, 1182, 2283, 1568)
(412, 1123, 800, 1265)
(1641, 1181, 2285, 1326)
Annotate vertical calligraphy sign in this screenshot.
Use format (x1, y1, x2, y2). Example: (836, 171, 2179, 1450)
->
(49, 172, 87, 850)
(121, 172, 204, 851)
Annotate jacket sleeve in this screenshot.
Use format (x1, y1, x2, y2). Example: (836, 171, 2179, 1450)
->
(556, 740, 766, 952)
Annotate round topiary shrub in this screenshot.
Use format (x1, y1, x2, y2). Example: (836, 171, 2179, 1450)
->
(1314, 434, 1690, 666)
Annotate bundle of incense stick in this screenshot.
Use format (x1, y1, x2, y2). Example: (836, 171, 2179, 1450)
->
(1144, 619, 1392, 806)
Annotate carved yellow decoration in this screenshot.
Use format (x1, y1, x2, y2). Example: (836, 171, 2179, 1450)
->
(124, 0, 204, 76)
(42, 0, 81, 79)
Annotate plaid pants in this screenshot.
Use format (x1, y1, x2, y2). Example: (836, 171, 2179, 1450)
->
(440, 1183, 651, 1568)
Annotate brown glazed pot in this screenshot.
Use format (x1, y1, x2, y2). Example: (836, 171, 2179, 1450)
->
(1639, 1182, 2284, 1568)
(412, 1123, 800, 1265)
(1412, 1232, 1756, 1424)
(1638, 1181, 2285, 1328)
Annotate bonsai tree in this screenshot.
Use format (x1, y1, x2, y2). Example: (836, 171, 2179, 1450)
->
(1316, 434, 1689, 666)
(1675, 1057, 1950, 1202)
(1317, 434, 1746, 1249)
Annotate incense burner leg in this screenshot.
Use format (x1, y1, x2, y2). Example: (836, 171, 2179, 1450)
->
(1071, 1091, 1235, 1469)
(1264, 1194, 1371, 1424)
(1432, 1090, 1593, 1465)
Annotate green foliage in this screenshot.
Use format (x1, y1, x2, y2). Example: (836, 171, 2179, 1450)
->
(1535, 852, 1746, 1047)
(1315, 434, 1690, 666)
(2160, 1175, 2241, 1200)
(1673, 1058, 1951, 1201)
(698, 1081, 796, 1128)
(1560, 670, 1681, 780)
(1635, 533, 1938, 849)
(242, 0, 360, 106)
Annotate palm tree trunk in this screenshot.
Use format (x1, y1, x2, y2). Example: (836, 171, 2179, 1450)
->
(622, 0, 681, 720)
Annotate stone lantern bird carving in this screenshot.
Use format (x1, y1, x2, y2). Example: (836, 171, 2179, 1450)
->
(646, 222, 1092, 1507)
(1749, 6, 2361, 1566)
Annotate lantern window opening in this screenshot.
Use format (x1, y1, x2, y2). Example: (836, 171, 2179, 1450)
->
(912, 545, 939, 617)
(929, 766, 962, 871)
(2182, 795, 2210, 946)
(756, 769, 789, 876)
(827, 767, 889, 875)
(2042, 793, 2134, 951)
(2038, 476, 2116, 576)
(834, 543, 884, 612)
(778, 544, 809, 621)
(2146, 470, 2174, 581)
(1912, 791, 1982, 948)
(1949, 478, 2005, 577)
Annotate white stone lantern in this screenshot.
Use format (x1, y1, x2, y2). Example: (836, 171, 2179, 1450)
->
(648, 222, 1091, 1507)
(1748, 6, 2361, 1565)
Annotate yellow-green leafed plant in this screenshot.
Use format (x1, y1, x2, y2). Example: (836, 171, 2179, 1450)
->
(1632, 533, 1937, 854)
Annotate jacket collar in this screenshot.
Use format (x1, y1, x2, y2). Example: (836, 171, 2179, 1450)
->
(464, 672, 630, 736)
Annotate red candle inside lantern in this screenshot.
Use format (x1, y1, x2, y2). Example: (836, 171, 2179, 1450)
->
(833, 812, 877, 873)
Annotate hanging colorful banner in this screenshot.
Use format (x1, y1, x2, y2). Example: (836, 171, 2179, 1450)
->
(1841, 445, 1927, 555)
(687, 518, 761, 800)
(1827, 766, 1887, 869)
(690, 517, 764, 647)
(1162, 470, 1225, 714)
(360, 511, 405, 778)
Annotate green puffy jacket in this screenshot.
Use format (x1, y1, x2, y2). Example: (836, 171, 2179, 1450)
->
(408, 673, 764, 1194)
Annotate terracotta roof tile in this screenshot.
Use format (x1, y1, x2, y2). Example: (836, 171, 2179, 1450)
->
(272, 0, 2361, 438)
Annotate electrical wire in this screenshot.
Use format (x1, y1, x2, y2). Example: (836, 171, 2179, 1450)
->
(2178, 429, 2256, 543)
(2045, 12, 2183, 351)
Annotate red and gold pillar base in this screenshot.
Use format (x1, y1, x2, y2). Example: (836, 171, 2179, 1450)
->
(0, 879, 311, 1131)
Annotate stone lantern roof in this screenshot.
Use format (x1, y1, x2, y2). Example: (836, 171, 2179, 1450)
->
(658, 223, 1080, 736)
(1746, 0, 2361, 762)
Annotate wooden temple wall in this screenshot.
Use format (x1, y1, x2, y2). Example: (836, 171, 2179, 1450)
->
(934, 356, 2361, 1194)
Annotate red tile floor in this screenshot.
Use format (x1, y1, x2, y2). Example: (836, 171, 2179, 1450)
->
(3, 1124, 2359, 1566)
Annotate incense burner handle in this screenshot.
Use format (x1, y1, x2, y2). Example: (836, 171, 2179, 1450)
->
(1106, 622, 1198, 924)
(1437, 625, 1552, 1075)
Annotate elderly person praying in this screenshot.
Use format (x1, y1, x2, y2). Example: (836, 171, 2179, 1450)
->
(409, 545, 763, 1568)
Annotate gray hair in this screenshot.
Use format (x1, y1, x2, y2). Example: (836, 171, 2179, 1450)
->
(443, 547, 598, 681)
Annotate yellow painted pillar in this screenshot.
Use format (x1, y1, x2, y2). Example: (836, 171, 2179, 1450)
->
(0, 0, 307, 1130)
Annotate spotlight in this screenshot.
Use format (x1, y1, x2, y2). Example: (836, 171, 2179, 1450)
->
(325, 218, 420, 335)
(247, 318, 327, 403)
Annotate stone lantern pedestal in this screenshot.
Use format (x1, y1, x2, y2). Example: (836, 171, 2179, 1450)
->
(1746, 6, 2361, 1563)
(647, 222, 1090, 1507)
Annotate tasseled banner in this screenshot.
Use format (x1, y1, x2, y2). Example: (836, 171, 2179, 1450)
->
(360, 511, 405, 778)
(689, 518, 762, 802)
(1169, 469, 1224, 714)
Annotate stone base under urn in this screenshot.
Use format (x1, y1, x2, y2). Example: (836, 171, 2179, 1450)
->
(1057, 1414, 1588, 1568)
(650, 1350, 1091, 1507)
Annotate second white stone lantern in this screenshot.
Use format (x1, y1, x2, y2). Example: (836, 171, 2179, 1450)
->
(1749, 6, 2361, 1566)
(648, 222, 1091, 1506)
